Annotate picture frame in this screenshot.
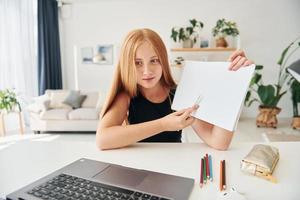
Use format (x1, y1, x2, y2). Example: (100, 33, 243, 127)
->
(93, 44, 113, 65)
(81, 47, 94, 64)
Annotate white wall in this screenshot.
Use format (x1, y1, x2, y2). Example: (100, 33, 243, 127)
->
(59, 0, 300, 117)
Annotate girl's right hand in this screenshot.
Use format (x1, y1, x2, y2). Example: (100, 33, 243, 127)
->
(161, 105, 199, 131)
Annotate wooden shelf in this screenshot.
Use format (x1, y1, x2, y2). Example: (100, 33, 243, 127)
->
(170, 47, 236, 52)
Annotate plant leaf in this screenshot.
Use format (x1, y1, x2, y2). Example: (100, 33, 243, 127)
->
(277, 42, 294, 65)
(189, 19, 197, 27)
(247, 99, 260, 107)
(244, 91, 251, 106)
(257, 85, 276, 106)
(250, 73, 262, 86)
(255, 65, 263, 70)
(171, 28, 178, 42)
(291, 80, 300, 102)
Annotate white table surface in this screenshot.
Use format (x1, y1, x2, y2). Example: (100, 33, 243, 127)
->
(0, 139, 299, 200)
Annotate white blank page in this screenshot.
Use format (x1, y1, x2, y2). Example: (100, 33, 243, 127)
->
(172, 61, 255, 131)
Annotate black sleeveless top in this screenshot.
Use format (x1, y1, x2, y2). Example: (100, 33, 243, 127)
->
(128, 88, 182, 142)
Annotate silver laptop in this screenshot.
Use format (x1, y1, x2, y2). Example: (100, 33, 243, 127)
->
(6, 158, 194, 200)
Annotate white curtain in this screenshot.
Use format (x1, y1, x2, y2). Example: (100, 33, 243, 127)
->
(0, 0, 38, 99)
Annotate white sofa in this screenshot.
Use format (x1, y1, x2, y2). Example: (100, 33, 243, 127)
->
(27, 90, 105, 133)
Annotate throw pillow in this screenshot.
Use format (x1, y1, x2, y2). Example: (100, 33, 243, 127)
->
(63, 90, 87, 109)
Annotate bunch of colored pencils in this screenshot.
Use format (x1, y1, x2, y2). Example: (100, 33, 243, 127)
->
(200, 153, 213, 188)
(219, 160, 226, 191)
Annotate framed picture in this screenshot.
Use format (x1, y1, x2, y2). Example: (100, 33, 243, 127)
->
(93, 44, 113, 65)
(81, 47, 94, 63)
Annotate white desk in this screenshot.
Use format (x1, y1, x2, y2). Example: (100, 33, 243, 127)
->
(0, 140, 299, 200)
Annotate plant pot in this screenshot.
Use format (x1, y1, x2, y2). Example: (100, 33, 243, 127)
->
(215, 37, 228, 48)
(291, 116, 300, 129)
(225, 35, 239, 48)
(182, 39, 193, 48)
(256, 106, 281, 128)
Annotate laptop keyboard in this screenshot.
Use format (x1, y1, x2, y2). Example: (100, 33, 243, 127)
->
(26, 174, 171, 200)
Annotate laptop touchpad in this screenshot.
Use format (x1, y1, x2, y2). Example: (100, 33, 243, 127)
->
(93, 165, 147, 187)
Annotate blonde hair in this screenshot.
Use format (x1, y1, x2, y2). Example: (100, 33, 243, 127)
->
(100, 28, 176, 118)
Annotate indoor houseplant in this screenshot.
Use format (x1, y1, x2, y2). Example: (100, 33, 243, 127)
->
(245, 37, 300, 128)
(244, 65, 284, 128)
(279, 38, 300, 128)
(290, 78, 300, 129)
(0, 89, 21, 114)
(171, 19, 204, 48)
(212, 18, 239, 48)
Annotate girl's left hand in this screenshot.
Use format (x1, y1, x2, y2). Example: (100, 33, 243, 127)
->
(228, 50, 254, 71)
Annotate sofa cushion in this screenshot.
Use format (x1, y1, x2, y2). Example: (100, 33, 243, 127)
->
(40, 109, 71, 120)
(68, 108, 99, 120)
(81, 92, 100, 108)
(49, 91, 73, 109)
(63, 90, 87, 109)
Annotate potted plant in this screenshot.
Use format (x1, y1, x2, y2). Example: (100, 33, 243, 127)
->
(244, 65, 283, 128)
(0, 89, 21, 114)
(279, 37, 300, 129)
(171, 19, 204, 48)
(245, 37, 300, 128)
(212, 18, 239, 48)
(290, 78, 300, 129)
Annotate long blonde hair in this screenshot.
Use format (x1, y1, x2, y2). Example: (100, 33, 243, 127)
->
(100, 28, 176, 118)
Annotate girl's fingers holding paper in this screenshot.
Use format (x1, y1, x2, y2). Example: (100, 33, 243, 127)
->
(228, 50, 245, 63)
(229, 56, 242, 70)
(232, 57, 247, 71)
(181, 107, 197, 120)
(173, 108, 188, 116)
(244, 60, 254, 66)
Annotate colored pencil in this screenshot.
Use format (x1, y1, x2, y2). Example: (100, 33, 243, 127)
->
(200, 158, 204, 187)
(219, 160, 223, 191)
(222, 160, 226, 190)
(206, 154, 210, 179)
(209, 155, 213, 181)
(204, 157, 207, 183)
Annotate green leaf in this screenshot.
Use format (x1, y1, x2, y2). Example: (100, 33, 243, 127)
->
(255, 65, 263, 70)
(287, 75, 294, 85)
(267, 91, 286, 107)
(247, 99, 260, 107)
(277, 42, 294, 65)
(178, 28, 186, 41)
(189, 19, 197, 27)
(0, 89, 19, 112)
(250, 73, 262, 86)
(257, 85, 276, 106)
(186, 27, 194, 35)
(291, 80, 300, 103)
(170, 28, 178, 42)
(200, 22, 204, 28)
(244, 91, 251, 105)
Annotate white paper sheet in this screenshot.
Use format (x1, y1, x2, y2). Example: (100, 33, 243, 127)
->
(172, 61, 255, 131)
